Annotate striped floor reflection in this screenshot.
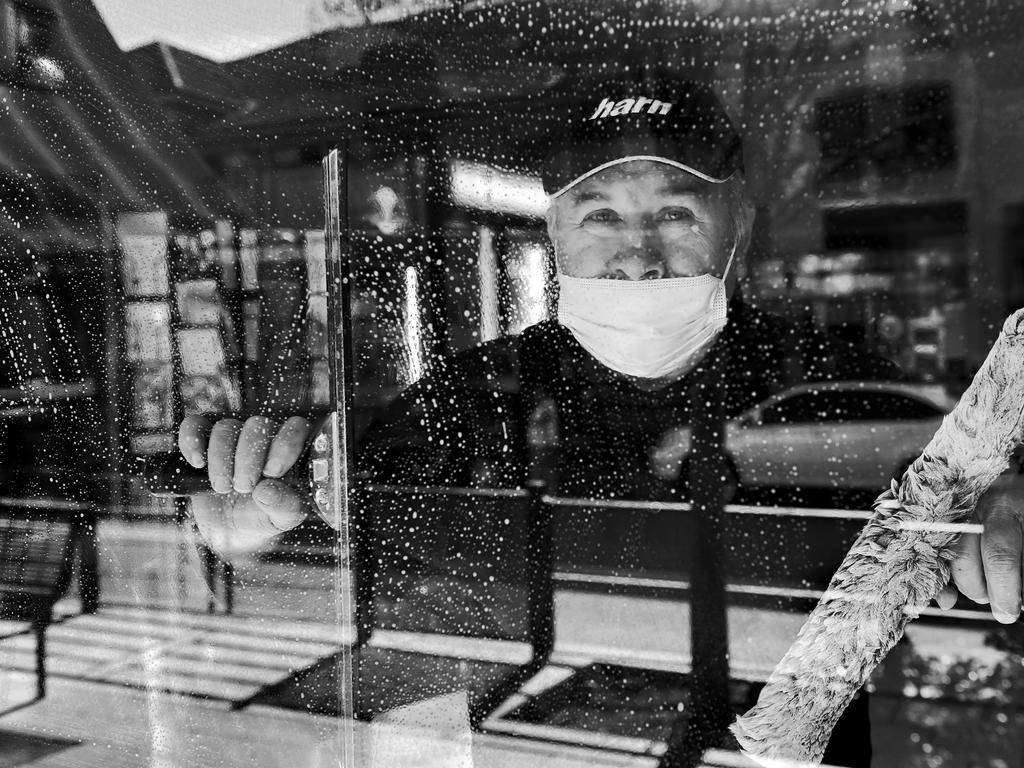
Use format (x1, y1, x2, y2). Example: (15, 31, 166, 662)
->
(0, 604, 350, 706)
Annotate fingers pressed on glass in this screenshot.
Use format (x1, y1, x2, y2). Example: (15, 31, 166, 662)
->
(252, 478, 306, 532)
(950, 531, 988, 605)
(208, 418, 244, 494)
(264, 416, 312, 478)
(189, 494, 222, 540)
(178, 414, 213, 468)
(980, 508, 1023, 623)
(194, 493, 286, 556)
(234, 416, 278, 494)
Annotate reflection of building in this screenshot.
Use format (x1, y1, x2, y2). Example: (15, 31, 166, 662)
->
(751, 203, 969, 382)
(743, 17, 978, 388)
(132, 1, 1024, 393)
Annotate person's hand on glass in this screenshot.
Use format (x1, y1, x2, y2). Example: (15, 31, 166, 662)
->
(938, 469, 1024, 623)
(177, 414, 313, 555)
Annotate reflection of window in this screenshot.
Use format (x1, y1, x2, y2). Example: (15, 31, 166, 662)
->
(125, 303, 171, 362)
(763, 392, 832, 424)
(815, 83, 956, 185)
(503, 236, 551, 336)
(504, 244, 548, 335)
(845, 392, 943, 420)
(763, 390, 943, 424)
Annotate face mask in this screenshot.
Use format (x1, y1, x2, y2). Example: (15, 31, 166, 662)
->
(556, 246, 734, 380)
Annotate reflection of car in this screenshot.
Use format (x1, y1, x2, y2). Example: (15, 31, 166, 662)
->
(654, 381, 957, 491)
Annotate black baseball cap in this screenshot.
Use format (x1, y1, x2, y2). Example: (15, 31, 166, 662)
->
(540, 72, 744, 198)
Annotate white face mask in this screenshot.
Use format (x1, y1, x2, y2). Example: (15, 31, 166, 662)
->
(556, 247, 734, 380)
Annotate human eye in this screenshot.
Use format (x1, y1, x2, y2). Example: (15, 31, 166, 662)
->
(581, 208, 622, 225)
(658, 206, 696, 223)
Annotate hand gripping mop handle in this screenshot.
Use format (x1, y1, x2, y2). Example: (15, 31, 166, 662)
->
(732, 309, 1024, 767)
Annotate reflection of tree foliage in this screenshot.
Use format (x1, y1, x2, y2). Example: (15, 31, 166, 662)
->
(900, 650, 1024, 705)
(871, 634, 1024, 766)
(984, 621, 1024, 663)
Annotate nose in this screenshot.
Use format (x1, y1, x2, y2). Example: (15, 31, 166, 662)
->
(612, 256, 664, 281)
(609, 227, 666, 280)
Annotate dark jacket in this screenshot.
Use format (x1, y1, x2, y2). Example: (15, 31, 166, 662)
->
(354, 295, 896, 767)
(358, 294, 903, 498)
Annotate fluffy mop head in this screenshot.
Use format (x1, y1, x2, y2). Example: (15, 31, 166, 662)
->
(731, 309, 1024, 766)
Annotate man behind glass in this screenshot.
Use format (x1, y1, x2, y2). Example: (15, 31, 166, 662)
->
(178, 73, 1024, 767)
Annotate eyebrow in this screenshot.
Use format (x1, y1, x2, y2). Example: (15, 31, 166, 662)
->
(567, 176, 706, 204)
(656, 180, 704, 197)
(569, 189, 609, 204)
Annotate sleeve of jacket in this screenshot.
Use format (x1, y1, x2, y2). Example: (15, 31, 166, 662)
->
(354, 337, 527, 487)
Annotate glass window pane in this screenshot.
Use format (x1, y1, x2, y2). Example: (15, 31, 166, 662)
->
(3, 2, 1023, 767)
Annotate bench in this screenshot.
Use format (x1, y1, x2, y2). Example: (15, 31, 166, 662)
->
(0, 509, 78, 699)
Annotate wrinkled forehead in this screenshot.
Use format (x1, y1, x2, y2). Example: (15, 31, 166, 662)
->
(557, 160, 715, 206)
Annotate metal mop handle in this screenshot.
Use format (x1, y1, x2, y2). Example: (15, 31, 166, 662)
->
(731, 308, 1024, 767)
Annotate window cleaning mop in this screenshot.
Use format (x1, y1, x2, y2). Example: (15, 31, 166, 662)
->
(732, 309, 1024, 767)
